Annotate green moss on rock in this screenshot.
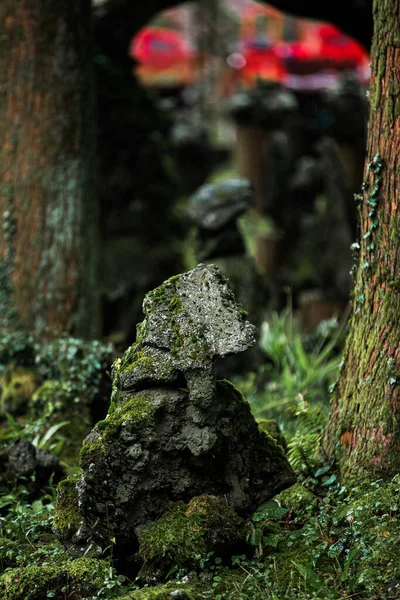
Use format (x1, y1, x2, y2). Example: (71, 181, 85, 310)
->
(138, 495, 249, 581)
(124, 477, 400, 599)
(53, 475, 82, 541)
(0, 557, 109, 599)
(138, 501, 206, 578)
(0, 367, 39, 418)
(114, 265, 256, 400)
(122, 581, 203, 599)
(257, 419, 288, 453)
(79, 392, 155, 465)
(61, 378, 293, 559)
(114, 274, 186, 383)
(274, 483, 317, 519)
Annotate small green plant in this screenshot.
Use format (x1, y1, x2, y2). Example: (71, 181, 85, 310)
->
(286, 396, 326, 475)
(0, 487, 64, 568)
(82, 567, 128, 599)
(2, 412, 68, 456)
(250, 310, 343, 436)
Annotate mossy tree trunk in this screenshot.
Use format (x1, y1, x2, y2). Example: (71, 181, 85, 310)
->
(0, 0, 100, 338)
(323, 0, 400, 481)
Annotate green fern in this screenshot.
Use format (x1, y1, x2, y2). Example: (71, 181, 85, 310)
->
(287, 396, 326, 475)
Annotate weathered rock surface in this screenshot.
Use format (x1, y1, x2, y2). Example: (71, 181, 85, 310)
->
(187, 186, 268, 376)
(57, 381, 294, 559)
(54, 266, 295, 562)
(187, 179, 253, 231)
(229, 81, 298, 129)
(0, 439, 64, 498)
(115, 264, 255, 407)
(257, 419, 288, 454)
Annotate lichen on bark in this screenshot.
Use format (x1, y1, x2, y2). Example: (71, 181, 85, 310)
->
(323, 0, 400, 481)
(0, 0, 100, 339)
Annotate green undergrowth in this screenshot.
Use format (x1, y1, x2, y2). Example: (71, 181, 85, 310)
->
(250, 310, 345, 428)
(0, 315, 396, 599)
(233, 310, 346, 476)
(0, 333, 115, 463)
(2, 463, 400, 598)
(202, 472, 400, 599)
(0, 482, 131, 598)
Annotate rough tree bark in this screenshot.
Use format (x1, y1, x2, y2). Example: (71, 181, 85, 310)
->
(0, 0, 100, 338)
(323, 0, 400, 481)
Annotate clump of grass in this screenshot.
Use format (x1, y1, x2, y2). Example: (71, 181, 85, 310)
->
(250, 310, 344, 432)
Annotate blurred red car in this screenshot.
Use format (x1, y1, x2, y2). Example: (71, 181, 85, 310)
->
(130, 26, 199, 88)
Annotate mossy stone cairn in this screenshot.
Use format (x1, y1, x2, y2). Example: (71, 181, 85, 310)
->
(54, 264, 295, 562)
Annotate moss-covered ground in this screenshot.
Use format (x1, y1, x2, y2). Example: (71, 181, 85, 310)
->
(0, 318, 398, 599)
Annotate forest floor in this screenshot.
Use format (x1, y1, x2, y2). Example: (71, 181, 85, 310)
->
(0, 314, 398, 599)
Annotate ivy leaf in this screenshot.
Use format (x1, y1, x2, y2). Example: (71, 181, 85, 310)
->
(321, 475, 337, 487)
(252, 499, 289, 522)
(314, 464, 331, 478)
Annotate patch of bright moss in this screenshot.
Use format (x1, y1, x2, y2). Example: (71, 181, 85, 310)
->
(118, 274, 183, 371)
(138, 501, 206, 574)
(80, 393, 155, 464)
(53, 475, 82, 540)
(124, 581, 203, 599)
(117, 344, 175, 383)
(0, 557, 109, 599)
(138, 495, 248, 581)
(275, 483, 317, 519)
(0, 367, 39, 417)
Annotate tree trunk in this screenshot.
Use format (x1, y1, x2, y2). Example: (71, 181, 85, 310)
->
(323, 0, 400, 481)
(0, 0, 100, 338)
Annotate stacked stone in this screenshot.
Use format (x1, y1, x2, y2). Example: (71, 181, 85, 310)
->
(54, 265, 294, 570)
